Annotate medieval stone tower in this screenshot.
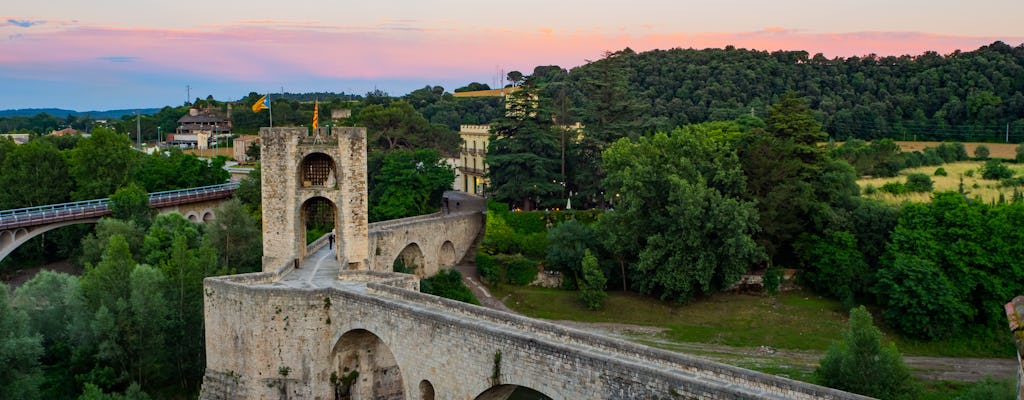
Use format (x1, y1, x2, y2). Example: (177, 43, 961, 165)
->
(259, 127, 368, 271)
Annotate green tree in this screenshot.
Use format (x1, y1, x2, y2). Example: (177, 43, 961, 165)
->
(974, 144, 990, 160)
(1016, 143, 1024, 163)
(796, 232, 868, 308)
(205, 198, 262, 273)
(487, 85, 563, 210)
(739, 93, 841, 267)
(578, 249, 607, 310)
(79, 219, 146, 268)
(544, 219, 600, 289)
(141, 213, 201, 267)
(816, 306, 913, 399)
(0, 283, 44, 400)
(109, 183, 154, 229)
(81, 234, 137, 313)
(981, 159, 1014, 180)
(368, 149, 454, 221)
(69, 127, 141, 200)
(0, 138, 72, 208)
(128, 265, 169, 387)
(360, 101, 461, 156)
(602, 127, 763, 301)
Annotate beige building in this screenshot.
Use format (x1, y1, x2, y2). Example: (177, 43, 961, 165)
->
(455, 124, 489, 195)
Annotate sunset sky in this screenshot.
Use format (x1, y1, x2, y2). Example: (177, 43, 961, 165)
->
(3, 0, 1022, 110)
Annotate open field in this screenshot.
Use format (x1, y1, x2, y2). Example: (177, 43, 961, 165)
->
(894, 141, 1019, 160)
(858, 161, 1024, 204)
(490, 285, 1014, 358)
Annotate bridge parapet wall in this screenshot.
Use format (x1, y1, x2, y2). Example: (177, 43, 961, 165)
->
(202, 273, 869, 400)
(368, 209, 484, 274)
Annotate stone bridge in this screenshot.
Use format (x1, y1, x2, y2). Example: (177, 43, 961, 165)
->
(0, 183, 237, 262)
(200, 126, 869, 400)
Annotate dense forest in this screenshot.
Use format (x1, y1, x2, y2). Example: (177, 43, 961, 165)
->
(554, 41, 1024, 142)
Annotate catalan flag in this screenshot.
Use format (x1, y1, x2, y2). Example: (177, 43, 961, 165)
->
(312, 100, 319, 130)
(252, 94, 269, 112)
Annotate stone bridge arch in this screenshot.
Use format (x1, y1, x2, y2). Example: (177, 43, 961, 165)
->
(394, 243, 425, 276)
(438, 241, 456, 268)
(474, 384, 553, 400)
(331, 329, 404, 400)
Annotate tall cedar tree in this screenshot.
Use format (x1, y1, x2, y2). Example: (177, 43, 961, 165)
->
(487, 84, 563, 210)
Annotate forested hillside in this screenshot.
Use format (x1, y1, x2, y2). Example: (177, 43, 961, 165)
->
(559, 41, 1024, 142)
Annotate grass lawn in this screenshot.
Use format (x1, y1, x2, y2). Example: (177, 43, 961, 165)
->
(490, 285, 1014, 358)
(859, 161, 1024, 204)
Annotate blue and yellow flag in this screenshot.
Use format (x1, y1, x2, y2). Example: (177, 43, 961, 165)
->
(312, 100, 319, 130)
(252, 95, 269, 112)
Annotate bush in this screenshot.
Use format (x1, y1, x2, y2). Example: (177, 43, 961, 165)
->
(861, 184, 876, 195)
(974, 144, 990, 160)
(498, 254, 538, 285)
(934, 167, 947, 176)
(480, 213, 520, 254)
(1016, 143, 1024, 163)
(578, 250, 607, 310)
(981, 159, 1014, 180)
(953, 378, 1017, 400)
(816, 306, 914, 399)
(965, 169, 975, 177)
(879, 182, 906, 195)
(476, 253, 499, 284)
(904, 173, 934, 193)
(520, 232, 548, 259)
(420, 270, 479, 304)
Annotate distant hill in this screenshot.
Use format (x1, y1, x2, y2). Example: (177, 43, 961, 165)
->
(0, 108, 160, 119)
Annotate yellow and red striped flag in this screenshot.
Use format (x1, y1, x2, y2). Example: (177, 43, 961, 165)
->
(312, 100, 319, 130)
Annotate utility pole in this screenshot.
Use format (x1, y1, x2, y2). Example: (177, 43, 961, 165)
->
(136, 111, 141, 149)
(186, 85, 191, 106)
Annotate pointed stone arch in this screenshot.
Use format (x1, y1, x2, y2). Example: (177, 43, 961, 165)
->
(330, 329, 404, 400)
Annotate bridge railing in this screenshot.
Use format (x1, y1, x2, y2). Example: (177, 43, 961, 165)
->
(0, 182, 239, 230)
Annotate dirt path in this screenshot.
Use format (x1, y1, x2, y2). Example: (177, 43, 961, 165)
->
(452, 268, 1017, 383)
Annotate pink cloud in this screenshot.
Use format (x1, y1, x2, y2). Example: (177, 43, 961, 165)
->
(1, 23, 1020, 88)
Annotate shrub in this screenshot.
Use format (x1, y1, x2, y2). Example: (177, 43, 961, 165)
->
(861, 184, 876, 195)
(480, 213, 519, 254)
(953, 378, 1017, 400)
(816, 306, 914, 399)
(965, 169, 975, 177)
(903, 173, 933, 193)
(476, 253, 499, 284)
(420, 270, 479, 304)
(981, 159, 1014, 180)
(578, 250, 607, 310)
(520, 232, 548, 259)
(497, 254, 538, 285)
(934, 167, 947, 176)
(1017, 143, 1024, 163)
(879, 182, 906, 195)
(974, 144, 990, 160)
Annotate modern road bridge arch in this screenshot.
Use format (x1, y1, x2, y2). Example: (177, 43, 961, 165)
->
(0, 183, 237, 262)
(199, 127, 868, 400)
